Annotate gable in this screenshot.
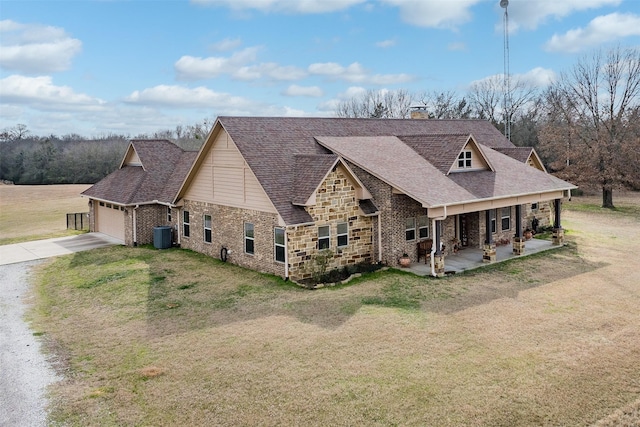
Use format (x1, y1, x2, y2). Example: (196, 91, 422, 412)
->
(450, 137, 492, 173)
(299, 161, 372, 206)
(121, 144, 142, 168)
(181, 127, 277, 213)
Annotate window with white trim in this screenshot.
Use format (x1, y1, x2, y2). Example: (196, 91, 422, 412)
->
(318, 225, 330, 250)
(337, 222, 348, 247)
(167, 207, 172, 222)
(501, 207, 511, 231)
(405, 217, 416, 241)
(417, 215, 429, 239)
(274, 228, 285, 263)
(183, 211, 190, 237)
(244, 222, 254, 254)
(204, 214, 212, 243)
(457, 150, 472, 168)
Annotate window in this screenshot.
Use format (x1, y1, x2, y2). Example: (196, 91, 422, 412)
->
(457, 151, 472, 168)
(244, 222, 254, 254)
(417, 215, 429, 239)
(183, 211, 190, 237)
(167, 207, 172, 222)
(204, 214, 212, 243)
(531, 202, 538, 211)
(405, 217, 416, 241)
(318, 225, 330, 250)
(99, 201, 105, 207)
(501, 207, 511, 231)
(106, 203, 112, 208)
(337, 222, 348, 247)
(490, 209, 497, 233)
(274, 228, 285, 263)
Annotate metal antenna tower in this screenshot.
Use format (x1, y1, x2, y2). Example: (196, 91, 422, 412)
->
(500, 0, 511, 141)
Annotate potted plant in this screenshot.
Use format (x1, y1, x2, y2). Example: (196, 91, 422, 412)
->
(399, 253, 411, 267)
(524, 229, 533, 240)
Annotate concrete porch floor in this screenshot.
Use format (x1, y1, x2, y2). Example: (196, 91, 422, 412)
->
(405, 238, 559, 276)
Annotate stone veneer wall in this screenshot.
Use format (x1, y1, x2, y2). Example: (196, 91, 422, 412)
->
(179, 200, 285, 278)
(287, 167, 374, 281)
(524, 201, 552, 231)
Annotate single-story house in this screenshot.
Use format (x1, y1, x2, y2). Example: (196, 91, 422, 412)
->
(82, 115, 576, 281)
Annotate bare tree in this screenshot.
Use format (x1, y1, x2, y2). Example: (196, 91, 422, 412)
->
(416, 90, 473, 119)
(538, 46, 640, 208)
(468, 75, 539, 133)
(335, 89, 415, 118)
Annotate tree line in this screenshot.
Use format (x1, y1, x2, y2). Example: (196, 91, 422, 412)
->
(0, 121, 211, 185)
(1, 47, 638, 207)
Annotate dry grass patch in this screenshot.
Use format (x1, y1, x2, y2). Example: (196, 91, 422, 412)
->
(0, 184, 91, 244)
(30, 194, 640, 426)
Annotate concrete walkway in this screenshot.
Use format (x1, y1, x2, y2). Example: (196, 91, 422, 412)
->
(0, 233, 123, 266)
(406, 238, 559, 276)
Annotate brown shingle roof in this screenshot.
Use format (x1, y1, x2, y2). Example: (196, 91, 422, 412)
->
(493, 147, 534, 163)
(218, 116, 514, 224)
(398, 134, 471, 174)
(292, 154, 339, 206)
(82, 140, 196, 205)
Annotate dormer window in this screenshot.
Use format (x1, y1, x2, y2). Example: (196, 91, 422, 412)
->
(458, 151, 472, 169)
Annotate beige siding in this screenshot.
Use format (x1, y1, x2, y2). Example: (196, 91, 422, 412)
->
(184, 149, 213, 202)
(184, 130, 276, 213)
(453, 142, 490, 171)
(123, 147, 141, 166)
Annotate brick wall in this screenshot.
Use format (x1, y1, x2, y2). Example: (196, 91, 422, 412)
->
(179, 200, 285, 278)
(287, 167, 374, 281)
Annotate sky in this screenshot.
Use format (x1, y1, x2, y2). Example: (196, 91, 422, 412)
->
(1, 0, 639, 137)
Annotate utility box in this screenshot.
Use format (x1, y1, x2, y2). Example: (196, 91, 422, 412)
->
(153, 226, 172, 249)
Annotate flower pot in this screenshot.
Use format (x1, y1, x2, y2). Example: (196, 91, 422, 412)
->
(524, 230, 533, 240)
(399, 256, 411, 267)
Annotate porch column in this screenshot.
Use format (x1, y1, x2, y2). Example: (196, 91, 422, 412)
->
(483, 210, 496, 263)
(433, 220, 445, 276)
(552, 198, 564, 245)
(513, 204, 525, 256)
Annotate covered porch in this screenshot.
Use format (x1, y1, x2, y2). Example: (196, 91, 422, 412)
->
(405, 237, 557, 276)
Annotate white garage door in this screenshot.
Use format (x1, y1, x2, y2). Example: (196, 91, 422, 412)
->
(96, 202, 125, 241)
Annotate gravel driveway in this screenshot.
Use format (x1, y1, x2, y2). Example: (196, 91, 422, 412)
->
(0, 261, 60, 427)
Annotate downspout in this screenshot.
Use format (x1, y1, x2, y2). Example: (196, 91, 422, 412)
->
(430, 205, 447, 277)
(133, 205, 139, 246)
(284, 226, 290, 280)
(377, 213, 382, 263)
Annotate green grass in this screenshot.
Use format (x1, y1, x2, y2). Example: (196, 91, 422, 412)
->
(26, 198, 640, 426)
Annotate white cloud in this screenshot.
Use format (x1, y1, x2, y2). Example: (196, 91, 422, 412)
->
(282, 84, 323, 97)
(375, 39, 396, 48)
(190, 0, 366, 14)
(308, 61, 415, 84)
(508, 0, 622, 31)
(210, 37, 243, 52)
(124, 84, 257, 110)
(447, 42, 466, 51)
(544, 13, 640, 53)
(0, 75, 106, 111)
(378, 0, 482, 29)
(235, 63, 307, 81)
(0, 20, 82, 74)
(175, 47, 260, 80)
(517, 67, 557, 87)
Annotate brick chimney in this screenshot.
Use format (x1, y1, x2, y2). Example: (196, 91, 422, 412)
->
(410, 106, 429, 119)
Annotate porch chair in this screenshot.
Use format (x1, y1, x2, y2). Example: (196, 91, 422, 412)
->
(417, 239, 433, 264)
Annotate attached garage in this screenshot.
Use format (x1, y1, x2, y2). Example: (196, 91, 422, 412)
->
(95, 202, 125, 241)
